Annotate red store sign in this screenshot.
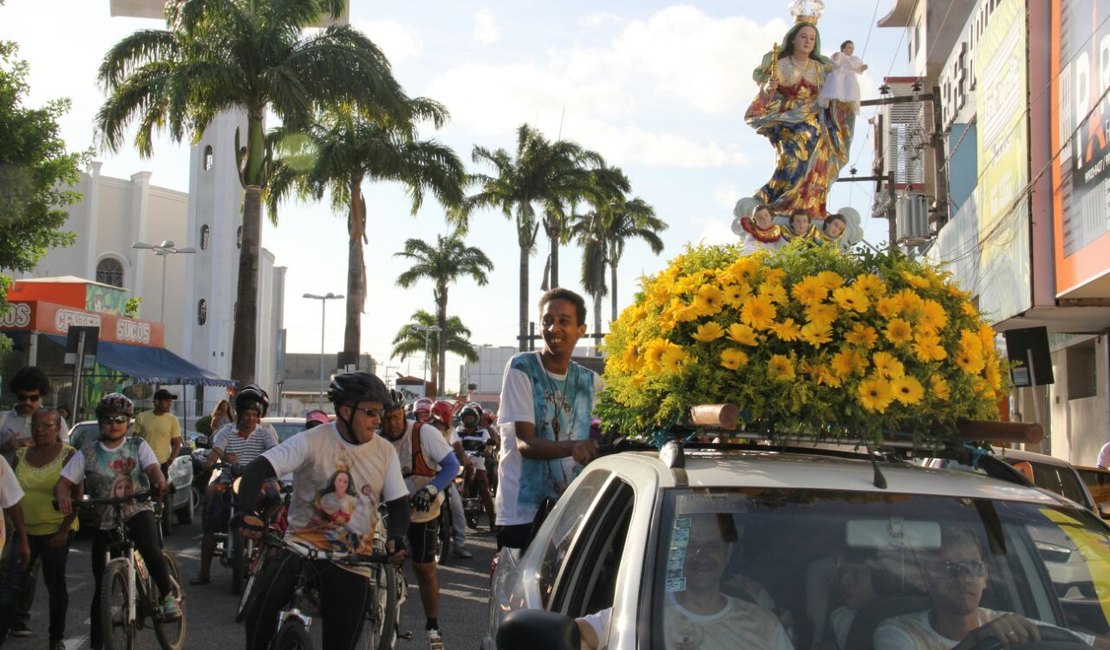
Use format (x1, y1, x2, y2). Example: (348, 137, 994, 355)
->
(0, 301, 164, 347)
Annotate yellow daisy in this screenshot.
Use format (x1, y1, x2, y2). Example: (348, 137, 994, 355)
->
(872, 351, 905, 378)
(844, 323, 879, 348)
(875, 297, 900, 319)
(955, 347, 986, 374)
(692, 284, 724, 317)
(817, 270, 846, 291)
(692, 322, 726, 342)
(919, 299, 948, 332)
(912, 334, 948, 362)
(858, 377, 894, 413)
(800, 321, 833, 347)
(854, 273, 887, 298)
(901, 271, 930, 289)
(804, 302, 839, 326)
(930, 375, 950, 400)
(727, 323, 760, 346)
(741, 295, 777, 330)
(832, 286, 870, 313)
(791, 275, 830, 305)
(768, 354, 796, 382)
(891, 376, 925, 404)
(771, 318, 802, 342)
(885, 319, 913, 346)
(830, 349, 860, 377)
(760, 282, 789, 305)
(643, 338, 668, 372)
(660, 343, 689, 372)
(721, 283, 751, 308)
(720, 348, 749, 370)
(763, 268, 787, 285)
(724, 257, 759, 284)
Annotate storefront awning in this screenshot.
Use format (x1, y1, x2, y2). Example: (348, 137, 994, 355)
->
(46, 336, 235, 387)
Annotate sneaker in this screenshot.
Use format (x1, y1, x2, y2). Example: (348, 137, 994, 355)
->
(427, 628, 444, 650)
(9, 622, 31, 637)
(451, 546, 473, 559)
(161, 594, 182, 620)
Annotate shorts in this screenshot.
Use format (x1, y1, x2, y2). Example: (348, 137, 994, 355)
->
(407, 518, 440, 564)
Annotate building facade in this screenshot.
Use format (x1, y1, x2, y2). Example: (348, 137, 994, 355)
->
(878, 0, 1110, 463)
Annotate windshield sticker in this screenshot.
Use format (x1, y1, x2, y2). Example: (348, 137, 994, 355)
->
(676, 494, 747, 515)
(667, 517, 692, 593)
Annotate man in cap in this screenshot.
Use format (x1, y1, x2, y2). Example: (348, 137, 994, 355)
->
(132, 389, 182, 477)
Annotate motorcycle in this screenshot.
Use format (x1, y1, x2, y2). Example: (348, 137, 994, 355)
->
(207, 462, 252, 595)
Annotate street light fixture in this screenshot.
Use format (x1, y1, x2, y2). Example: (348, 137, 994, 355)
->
(303, 292, 344, 410)
(410, 324, 442, 396)
(131, 240, 197, 324)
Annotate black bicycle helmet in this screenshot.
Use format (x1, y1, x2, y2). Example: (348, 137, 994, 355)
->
(235, 384, 270, 417)
(95, 393, 134, 419)
(327, 372, 390, 408)
(459, 402, 482, 422)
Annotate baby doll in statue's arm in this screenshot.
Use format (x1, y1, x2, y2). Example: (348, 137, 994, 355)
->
(819, 39, 868, 114)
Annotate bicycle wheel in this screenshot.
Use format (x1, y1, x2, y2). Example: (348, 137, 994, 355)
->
(100, 559, 135, 650)
(153, 551, 186, 650)
(362, 564, 399, 650)
(435, 505, 452, 565)
(273, 619, 313, 650)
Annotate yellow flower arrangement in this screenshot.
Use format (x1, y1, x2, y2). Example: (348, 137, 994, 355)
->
(599, 242, 1009, 442)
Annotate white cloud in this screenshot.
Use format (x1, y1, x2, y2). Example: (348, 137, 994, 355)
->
(474, 9, 501, 44)
(714, 185, 742, 211)
(692, 217, 739, 246)
(355, 20, 423, 64)
(581, 12, 621, 29)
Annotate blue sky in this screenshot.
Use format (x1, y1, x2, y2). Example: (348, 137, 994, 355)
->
(0, 1, 910, 382)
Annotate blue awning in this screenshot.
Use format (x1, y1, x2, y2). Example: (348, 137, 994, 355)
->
(45, 336, 235, 387)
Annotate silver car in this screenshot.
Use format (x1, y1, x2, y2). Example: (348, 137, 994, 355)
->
(487, 441, 1110, 649)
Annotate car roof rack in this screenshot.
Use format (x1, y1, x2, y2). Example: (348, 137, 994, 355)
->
(605, 405, 1042, 492)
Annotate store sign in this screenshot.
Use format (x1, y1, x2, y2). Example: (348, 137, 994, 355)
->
(0, 300, 163, 347)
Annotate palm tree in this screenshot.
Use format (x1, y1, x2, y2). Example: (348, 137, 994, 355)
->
(395, 232, 493, 393)
(391, 310, 480, 395)
(96, 0, 408, 384)
(572, 186, 666, 346)
(268, 99, 465, 370)
(465, 124, 600, 351)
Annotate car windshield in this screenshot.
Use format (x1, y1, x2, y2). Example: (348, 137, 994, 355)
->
(269, 422, 304, 444)
(651, 487, 1110, 650)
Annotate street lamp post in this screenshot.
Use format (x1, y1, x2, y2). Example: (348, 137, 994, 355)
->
(411, 324, 441, 397)
(131, 240, 197, 323)
(303, 292, 344, 410)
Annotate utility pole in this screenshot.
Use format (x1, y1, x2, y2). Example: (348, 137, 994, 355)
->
(930, 86, 950, 229)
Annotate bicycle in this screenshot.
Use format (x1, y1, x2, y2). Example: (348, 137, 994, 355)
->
(79, 491, 187, 650)
(208, 461, 253, 594)
(251, 533, 406, 650)
(235, 481, 293, 623)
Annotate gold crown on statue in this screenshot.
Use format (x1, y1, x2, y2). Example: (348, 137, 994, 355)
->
(789, 0, 824, 25)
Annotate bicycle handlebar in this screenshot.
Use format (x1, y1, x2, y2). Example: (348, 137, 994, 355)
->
(54, 490, 157, 510)
(278, 537, 391, 566)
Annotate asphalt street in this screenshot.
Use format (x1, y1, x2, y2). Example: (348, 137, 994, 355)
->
(2, 509, 498, 649)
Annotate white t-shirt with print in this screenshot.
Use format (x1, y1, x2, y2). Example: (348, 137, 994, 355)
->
(496, 351, 605, 526)
(262, 423, 406, 560)
(663, 593, 793, 650)
(0, 455, 24, 542)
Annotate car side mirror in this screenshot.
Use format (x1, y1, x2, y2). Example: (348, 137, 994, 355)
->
(497, 609, 580, 650)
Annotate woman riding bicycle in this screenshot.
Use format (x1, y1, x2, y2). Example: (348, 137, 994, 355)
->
(455, 403, 497, 532)
(54, 393, 180, 649)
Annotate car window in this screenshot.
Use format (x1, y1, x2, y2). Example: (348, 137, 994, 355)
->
(69, 423, 98, 449)
(1078, 468, 1110, 516)
(650, 488, 1110, 650)
(536, 469, 612, 608)
(1028, 462, 1091, 509)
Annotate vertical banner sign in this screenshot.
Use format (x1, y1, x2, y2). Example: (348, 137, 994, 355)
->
(1003, 327, 1055, 387)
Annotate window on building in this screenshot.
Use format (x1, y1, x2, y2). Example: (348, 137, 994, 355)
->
(96, 258, 124, 287)
(1066, 341, 1097, 400)
(200, 224, 210, 251)
(197, 299, 208, 326)
(203, 145, 214, 171)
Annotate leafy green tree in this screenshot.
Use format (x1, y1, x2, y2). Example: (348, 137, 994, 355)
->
(268, 99, 464, 370)
(95, 0, 408, 384)
(390, 309, 479, 395)
(395, 232, 493, 393)
(0, 42, 82, 273)
(464, 124, 601, 351)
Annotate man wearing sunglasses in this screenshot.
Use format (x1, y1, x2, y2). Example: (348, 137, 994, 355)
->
(1, 367, 68, 464)
(874, 526, 1107, 649)
(235, 372, 412, 650)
